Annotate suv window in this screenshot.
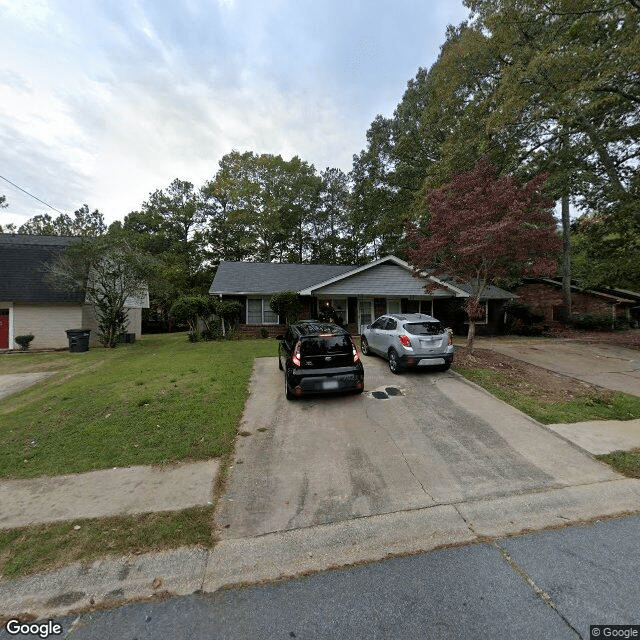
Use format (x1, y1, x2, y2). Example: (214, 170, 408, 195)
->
(371, 317, 387, 329)
(404, 322, 444, 335)
(384, 319, 397, 330)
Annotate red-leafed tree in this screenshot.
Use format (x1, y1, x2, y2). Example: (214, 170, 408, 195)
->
(406, 158, 561, 349)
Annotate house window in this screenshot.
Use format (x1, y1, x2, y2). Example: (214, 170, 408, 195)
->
(246, 298, 278, 325)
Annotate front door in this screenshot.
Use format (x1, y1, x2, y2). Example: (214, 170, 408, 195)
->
(0, 310, 9, 349)
(387, 299, 401, 315)
(358, 299, 373, 334)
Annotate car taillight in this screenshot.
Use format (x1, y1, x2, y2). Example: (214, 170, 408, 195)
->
(351, 338, 360, 363)
(399, 335, 411, 347)
(292, 341, 301, 367)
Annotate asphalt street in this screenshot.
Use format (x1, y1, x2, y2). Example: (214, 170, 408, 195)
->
(3, 515, 637, 640)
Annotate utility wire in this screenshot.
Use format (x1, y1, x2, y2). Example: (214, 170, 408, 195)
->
(0, 174, 67, 216)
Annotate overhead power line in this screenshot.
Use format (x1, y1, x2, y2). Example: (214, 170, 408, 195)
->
(0, 174, 67, 216)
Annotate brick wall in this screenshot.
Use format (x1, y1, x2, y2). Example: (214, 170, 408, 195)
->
(237, 324, 287, 338)
(514, 283, 615, 321)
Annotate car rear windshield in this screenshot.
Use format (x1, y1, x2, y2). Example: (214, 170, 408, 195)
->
(301, 335, 351, 355)
(404, 322, 444, 335)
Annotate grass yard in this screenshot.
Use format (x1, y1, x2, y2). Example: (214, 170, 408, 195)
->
(0, 333, 275, 479)
(596, 449, 640, 479)
(0, 333, 274, 579)
(0, 506, 215, 580)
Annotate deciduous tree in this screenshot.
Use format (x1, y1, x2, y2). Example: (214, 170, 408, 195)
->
(406, 159, 560, 348)
(47, 236, 154, 347)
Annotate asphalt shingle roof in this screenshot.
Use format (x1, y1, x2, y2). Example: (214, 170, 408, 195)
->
(0, 234, 84, 303)
(209, 261, 355, 295)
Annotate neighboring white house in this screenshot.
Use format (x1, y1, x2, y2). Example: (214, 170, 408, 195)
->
(0, 234, 149, 350)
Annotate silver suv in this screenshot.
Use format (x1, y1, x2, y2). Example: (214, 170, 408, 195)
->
(360, 313, 454, 374)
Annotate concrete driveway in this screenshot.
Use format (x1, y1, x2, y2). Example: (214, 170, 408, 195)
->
(216, 356, 621, 540)
(477, 338, 640, 397)
(0, 372, 54, 400)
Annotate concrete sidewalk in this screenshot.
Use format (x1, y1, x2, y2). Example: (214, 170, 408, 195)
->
(0, 461, 220, 529)
(548, 418, 640, 455)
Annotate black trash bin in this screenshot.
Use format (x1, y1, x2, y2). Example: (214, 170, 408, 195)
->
(66, 329, 91, 353)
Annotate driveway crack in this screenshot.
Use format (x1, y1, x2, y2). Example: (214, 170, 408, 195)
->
(364, 402, 436, 502)
(493, 541, 583, 639)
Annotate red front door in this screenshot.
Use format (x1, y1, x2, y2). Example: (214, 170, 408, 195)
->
(0, 310, 9, 349)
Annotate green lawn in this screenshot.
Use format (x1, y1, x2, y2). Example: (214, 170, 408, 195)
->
(0, 506, 215, 580)
(0, 333, 275, 479)
(596, 449, 640, 479)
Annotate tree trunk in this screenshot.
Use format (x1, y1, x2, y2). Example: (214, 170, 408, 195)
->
(561, 192, 572, 317)
(466, 320, 476, 351)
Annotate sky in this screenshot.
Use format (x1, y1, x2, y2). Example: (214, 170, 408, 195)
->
(0, 0, 470, 228)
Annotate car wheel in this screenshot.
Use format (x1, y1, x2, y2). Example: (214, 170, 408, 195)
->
(388, 349, 403, 374)
(360, 337, 370, 356)
(284, 368, 294, 400)
(440, 362, 451, 371)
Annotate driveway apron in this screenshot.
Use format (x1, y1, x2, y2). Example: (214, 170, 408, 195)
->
(216, 357, 618, 539)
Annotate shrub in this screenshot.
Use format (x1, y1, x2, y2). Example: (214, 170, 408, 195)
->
(510, 322, 544, 336)
(188, 330, 201, 343)
(215, 300, 243, 336)
(270, 291, 301, 323)
(503, 300, 545, 335)
(572, 314, 613, 331)
(504, 300, 545, 324)
(14, 334, 35, 350)
(201, 324, 223, 341)
(259, 327, 269, 339)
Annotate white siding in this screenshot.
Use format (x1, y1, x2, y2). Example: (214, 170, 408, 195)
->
(82, 305, 143, 343)
(13, 304, 83, 349)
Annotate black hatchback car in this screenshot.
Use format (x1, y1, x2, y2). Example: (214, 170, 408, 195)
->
(277, 321, 364, 399)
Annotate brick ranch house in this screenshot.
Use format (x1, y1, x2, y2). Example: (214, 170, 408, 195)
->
(209, 255, 516, 336)
(0, 234, 149, 350)
(513, 278, 640, 325)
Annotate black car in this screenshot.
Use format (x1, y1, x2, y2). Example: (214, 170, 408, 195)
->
(277, 321, 364, 399)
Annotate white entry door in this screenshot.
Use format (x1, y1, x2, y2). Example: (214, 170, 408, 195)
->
(387, 299, 401, 315)
(358, 299, 373, 334)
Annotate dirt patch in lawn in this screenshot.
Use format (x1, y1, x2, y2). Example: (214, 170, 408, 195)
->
(453, 346, 607, 404)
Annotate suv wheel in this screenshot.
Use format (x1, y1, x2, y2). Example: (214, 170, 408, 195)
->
(360, 337, 370, 356)
(388, 349, 403, 374)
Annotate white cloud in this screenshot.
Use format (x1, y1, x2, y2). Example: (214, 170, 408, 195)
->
(0, 0, 470, 227)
